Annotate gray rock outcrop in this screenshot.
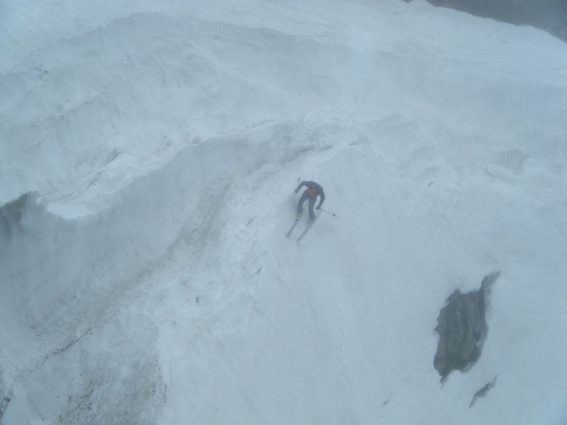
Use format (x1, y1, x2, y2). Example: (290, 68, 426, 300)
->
(424, 0, 567, 43)
(469, 375, 498, 408)
(433, 271, 500, 380)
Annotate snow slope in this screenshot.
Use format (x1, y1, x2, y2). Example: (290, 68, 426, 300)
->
(1, 0, 567, 423)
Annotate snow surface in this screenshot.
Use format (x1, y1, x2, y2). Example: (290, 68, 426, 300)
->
(1, 0, 567, 423)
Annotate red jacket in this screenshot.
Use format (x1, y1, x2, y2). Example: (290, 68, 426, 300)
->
(296, 181, 325, 206)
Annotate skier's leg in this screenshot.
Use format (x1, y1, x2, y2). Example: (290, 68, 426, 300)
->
(297, 192, 309, 216)
(308, 197, 316, 221)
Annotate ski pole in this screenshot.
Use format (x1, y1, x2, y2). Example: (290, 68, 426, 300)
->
(319, 208, 336, 217)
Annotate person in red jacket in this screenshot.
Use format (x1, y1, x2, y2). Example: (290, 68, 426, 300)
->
(295, 180, 325, 222)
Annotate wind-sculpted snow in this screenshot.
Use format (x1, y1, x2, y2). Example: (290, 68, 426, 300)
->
(0, 123, 330, 423)
(0, 131, 298, 381)
(1, 0, 567, 424)
(2, 4, 566, 207)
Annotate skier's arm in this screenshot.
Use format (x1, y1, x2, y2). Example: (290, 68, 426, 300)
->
(316, 188, 325, 208)
(295, 181, 308, 193)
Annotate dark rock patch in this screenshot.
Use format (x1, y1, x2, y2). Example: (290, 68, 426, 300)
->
(469, 375, 498, 408)
(0, 396, 11, 420)
(433, 271, 500, 380)
(423, 0, 567, 43)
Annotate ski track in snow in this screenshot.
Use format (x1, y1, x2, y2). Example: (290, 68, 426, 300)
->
(1, 0, 567, 423)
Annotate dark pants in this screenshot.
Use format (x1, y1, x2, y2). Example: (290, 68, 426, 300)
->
(297, 191, 316, 220)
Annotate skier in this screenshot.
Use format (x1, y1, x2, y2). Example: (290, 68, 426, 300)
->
(295, 180, 325, 222)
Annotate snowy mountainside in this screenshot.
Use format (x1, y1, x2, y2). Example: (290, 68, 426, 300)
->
(2, 0, 565, 208)
(1, 0, 567, 423)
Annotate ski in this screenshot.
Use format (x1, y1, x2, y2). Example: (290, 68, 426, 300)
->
(286, 214, 302, 237)
(297, 218, 317, 241)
